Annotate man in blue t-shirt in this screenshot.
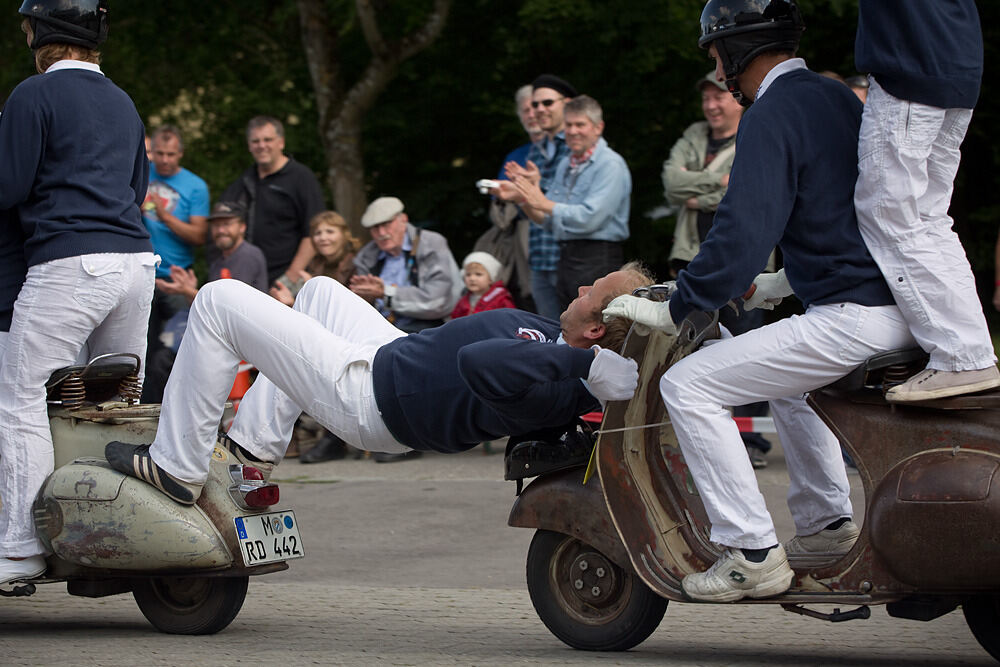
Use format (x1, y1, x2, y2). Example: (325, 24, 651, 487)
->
(144, 125, 209, 279)
(141, 124, 210, 401)
(605, 0, 916, 603)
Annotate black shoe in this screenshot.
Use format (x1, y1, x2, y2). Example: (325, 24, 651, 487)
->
(300, 432, 348, 464)
(746, 445, 768, 470)
(220, 432, 275, 480)
(373, 450, 423, 463)
(104, 441, 202, 505)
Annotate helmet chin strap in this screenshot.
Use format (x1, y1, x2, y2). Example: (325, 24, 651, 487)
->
(714, 38, 753, 107)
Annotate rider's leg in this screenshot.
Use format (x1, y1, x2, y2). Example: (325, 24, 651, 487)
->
(0, 255, 153, 560)
(661, 303, 912, 547)
(854, 79, 995, 386)
(769, 396, 852, 536)
(152, 278, 407, 485)
(227, 277, 406, 463)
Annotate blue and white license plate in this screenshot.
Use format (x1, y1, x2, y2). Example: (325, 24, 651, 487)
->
(234, 510, 304, 566)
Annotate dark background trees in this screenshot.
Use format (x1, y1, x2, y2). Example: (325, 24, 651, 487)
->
(2, 0, 998, 315)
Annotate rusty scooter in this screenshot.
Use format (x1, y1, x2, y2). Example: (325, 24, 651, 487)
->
(505, 285, 1000, 661)
(1, 353, 304, 634)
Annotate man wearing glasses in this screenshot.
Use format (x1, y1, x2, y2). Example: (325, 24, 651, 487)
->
(502, 95, 631, 307)
(503, 74, 577, 320)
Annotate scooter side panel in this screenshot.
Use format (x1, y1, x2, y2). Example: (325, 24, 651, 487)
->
(35, 460, 233, 571)
(809, 390, 1000, 594)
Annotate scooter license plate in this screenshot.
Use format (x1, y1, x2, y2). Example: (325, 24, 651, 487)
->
(234, 510, 304, 567)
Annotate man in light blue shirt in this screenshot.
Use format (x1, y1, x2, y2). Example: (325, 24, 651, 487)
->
(502, 95, 631, 309)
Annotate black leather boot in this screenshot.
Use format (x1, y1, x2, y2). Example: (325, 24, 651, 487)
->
(300, 431, 348, 463)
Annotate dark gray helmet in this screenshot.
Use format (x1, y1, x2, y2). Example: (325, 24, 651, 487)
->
(698, 0, 804, 106)
(19, 0, 109, 50)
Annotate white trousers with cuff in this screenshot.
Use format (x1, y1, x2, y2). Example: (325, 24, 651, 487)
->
(855, 78, 995, 372)
(151, 277, 410, 484)
(0, 253, 155, 557)
(659, 302, 916, 550)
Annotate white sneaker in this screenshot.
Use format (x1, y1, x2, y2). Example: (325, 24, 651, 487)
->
(886, 366, 1000, 402)
(681, 545, 794, 602)
(785, 520, 860, 555)
(0, 555, 46, 585)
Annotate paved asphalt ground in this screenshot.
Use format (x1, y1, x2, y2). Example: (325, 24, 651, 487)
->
(0, 437, 994, 666)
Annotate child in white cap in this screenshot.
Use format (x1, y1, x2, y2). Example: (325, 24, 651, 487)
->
(450, 251, 515, 319)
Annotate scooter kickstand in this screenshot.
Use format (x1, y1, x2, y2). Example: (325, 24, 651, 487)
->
(781, 603, 871, 623)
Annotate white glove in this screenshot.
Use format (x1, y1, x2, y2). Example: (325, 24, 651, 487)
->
(744, 268, 794, 311)
(586, 347, 639, 403)
(602, 295, 677, 335)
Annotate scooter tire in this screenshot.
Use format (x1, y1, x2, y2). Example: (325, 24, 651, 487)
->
(132, 575, 249, 635)
(526, 529, 667, 651)
(963, 594, 1000, 662)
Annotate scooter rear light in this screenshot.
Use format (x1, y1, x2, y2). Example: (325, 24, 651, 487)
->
(229, 482, 280, 509)
(243, 484, 280, 508)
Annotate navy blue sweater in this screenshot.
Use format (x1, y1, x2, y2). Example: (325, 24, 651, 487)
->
(0, 209, 27, 332)
(670, 68, 893, 323)
(0, 68, 151, 267)
(856, 0, 982, 109)
(372, 309, 600, 452)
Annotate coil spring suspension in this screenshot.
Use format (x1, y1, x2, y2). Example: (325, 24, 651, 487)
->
(118, 371, 142, 404)
(882, 363, 912, 392)
(60, 373, 86, 409)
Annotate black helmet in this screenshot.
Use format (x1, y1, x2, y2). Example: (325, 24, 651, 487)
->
(19, 0, 109, 50)
(698, 0, 804, 106)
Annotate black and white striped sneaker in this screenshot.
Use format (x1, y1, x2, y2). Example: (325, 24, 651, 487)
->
(104, 442, 202, 505)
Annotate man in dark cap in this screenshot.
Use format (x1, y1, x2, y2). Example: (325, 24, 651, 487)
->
(503, 74, 578, 320)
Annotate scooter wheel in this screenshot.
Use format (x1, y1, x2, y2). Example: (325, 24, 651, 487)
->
(963, 594, 1000, 661)
(132, 575, 249, 635)
(526, 529, 667, 651)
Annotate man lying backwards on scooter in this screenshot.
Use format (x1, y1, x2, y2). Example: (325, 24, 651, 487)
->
(603, 0, 918, 603)
(106, 264, 653, 504)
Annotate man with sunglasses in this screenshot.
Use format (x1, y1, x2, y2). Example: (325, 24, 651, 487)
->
(503, 95, 632, 309)
(503, 74, 577, 320)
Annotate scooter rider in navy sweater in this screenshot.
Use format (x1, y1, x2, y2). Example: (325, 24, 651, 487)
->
(853, 0, 998, 402)
(106, 264, 651, 505)
(0, 0, 156, 586)
(604, 0, 917, 602)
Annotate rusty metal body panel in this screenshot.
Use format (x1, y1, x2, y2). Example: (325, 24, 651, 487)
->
(509, 467, 630, 569)
(810, 390, 1000, 593)
(34, 404, 286, 579)
(34, 458, 232, 570)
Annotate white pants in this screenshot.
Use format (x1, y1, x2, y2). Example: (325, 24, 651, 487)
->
(152, 277, 410, 484)
(855, 78, 994, 372)
(0, 253, 156, 557)
(659, 302, 916, 549)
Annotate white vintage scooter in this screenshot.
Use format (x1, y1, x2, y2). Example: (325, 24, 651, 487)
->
(1, 353, 304, 634)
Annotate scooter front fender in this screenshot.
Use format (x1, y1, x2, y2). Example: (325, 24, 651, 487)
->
(508, 467, 631, 570)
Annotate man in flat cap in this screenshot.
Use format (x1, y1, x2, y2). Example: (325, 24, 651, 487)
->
(349, 196, 462, 334)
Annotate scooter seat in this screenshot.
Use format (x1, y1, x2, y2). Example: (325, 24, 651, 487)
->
(504, 421, 595, 481)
